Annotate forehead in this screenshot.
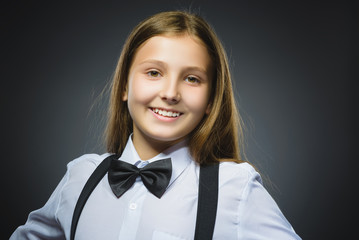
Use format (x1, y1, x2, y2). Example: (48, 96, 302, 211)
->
(131, 34, 213, 72)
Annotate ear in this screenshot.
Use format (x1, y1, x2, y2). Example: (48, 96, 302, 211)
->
(122, 86, 128, 101)
(205, 102, 212, 114)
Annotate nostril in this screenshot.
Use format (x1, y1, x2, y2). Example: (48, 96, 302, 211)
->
(161, 95, 180, 104)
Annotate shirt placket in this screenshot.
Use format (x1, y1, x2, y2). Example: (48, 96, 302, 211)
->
(117, 161, 149, 240)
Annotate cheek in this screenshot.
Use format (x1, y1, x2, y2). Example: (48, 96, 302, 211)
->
(128, 75, 159, 104)
(182, 87, 210, 114)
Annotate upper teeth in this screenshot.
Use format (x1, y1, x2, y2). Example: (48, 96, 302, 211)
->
(153, 108, 180, 117)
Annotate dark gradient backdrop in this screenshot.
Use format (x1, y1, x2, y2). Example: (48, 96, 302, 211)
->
(2, 1, 357, 239)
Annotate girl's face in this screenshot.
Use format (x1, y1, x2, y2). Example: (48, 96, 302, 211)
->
(124, 34, 213, 153)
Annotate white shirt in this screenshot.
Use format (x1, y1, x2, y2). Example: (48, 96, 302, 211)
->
(11, 137, 301, 240)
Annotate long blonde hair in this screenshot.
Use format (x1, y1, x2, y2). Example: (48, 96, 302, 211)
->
(105, 11, 245, 165)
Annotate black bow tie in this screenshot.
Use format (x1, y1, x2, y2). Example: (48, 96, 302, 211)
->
(108, 158, 172, 199)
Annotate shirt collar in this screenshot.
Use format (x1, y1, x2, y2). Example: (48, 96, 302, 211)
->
(118, 134, 192, 187)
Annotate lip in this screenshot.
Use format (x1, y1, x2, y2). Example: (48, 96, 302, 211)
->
(149, 107, 183, 122)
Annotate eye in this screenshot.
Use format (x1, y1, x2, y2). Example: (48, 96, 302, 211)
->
(185, 76, 200, 84)
(147, 70, 161, 78)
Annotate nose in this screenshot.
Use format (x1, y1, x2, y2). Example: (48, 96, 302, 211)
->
(159, 77, 181, 104)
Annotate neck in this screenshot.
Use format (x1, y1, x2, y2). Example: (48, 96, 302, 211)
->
(132, 131, 183, 160)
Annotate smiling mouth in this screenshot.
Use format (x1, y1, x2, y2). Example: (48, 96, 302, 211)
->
(150, 107, 183, 118)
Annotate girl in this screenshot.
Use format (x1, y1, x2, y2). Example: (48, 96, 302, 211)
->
(11, 11, 301, 240)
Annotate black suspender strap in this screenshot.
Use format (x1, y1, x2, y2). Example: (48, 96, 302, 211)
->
(70, 157, 219, 240)
(70, 155, 115, 240)
(194, 163, 219, 240)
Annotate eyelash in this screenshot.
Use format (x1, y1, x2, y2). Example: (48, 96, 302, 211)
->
(147, 70, 161, 78)
(184, 76, 200, 84)
(146, 70, 201, 84)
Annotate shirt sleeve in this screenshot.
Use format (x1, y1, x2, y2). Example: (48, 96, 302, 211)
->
(237, 170, 301, 240)
(10, 171, 69, 240)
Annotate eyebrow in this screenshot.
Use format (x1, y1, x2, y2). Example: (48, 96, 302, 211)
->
(138, 59, 167, 68)
(138, 59, 208, 74)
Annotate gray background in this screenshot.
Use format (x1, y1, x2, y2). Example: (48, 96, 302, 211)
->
(2, 0, 357, 239)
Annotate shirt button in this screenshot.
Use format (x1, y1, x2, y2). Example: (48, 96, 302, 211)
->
(129, 203, 137, 210)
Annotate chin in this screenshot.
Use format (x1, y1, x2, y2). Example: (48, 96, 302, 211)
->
(146, 131, 187, 144)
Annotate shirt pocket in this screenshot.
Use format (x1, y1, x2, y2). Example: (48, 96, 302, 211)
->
(152, 230, 189, 240)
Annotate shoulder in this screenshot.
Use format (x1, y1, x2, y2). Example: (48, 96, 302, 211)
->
(219, 161, 261, 183)
(218, 161, 301, 239)
(218, 161, 262, 196)
(55, 153, 113, 208)
(64, 153, 113, 186)
(67, 153, 112, 169)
